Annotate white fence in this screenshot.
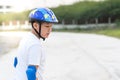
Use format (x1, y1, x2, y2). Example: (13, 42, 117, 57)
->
(0, 20, 116, 31)
(53, 23, 116, 29)
(0, 21, 31, 30)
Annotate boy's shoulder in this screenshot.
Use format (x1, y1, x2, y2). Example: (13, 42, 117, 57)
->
(20, 33, 39, 44)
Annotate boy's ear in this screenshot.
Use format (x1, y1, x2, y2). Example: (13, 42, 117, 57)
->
(33, 22, 39, 29)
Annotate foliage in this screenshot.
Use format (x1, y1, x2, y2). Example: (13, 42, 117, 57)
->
(0, 10, 30, 25)
(51, 0, 120, 24)
(115, 19, 120, 27)
(0, 0, 120, 25)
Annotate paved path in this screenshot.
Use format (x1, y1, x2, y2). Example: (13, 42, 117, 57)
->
(0, 32, 120, 80)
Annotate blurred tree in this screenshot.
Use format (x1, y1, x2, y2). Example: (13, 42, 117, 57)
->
(0, 0, 120, 25)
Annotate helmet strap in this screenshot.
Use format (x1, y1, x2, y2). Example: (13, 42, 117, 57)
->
(38, 22, 45, 41)
(32, 22, 45, 41)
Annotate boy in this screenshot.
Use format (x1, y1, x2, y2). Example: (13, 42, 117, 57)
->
(13, 7, 58, 80)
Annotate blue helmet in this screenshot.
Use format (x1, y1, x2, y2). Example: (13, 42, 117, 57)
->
(29, 8, 58, 23)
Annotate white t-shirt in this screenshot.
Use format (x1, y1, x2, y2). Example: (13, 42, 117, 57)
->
(14, 32, 46, 80)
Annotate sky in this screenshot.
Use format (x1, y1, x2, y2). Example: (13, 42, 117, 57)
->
(1, 0, 80, 10)
(0, 0, 102, 12)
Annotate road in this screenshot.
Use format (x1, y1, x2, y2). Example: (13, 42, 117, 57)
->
(0, 32, 120, 80)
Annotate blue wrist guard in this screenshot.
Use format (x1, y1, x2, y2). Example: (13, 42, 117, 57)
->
(14, 57, 18, 68)
(26, 66, 37, 80)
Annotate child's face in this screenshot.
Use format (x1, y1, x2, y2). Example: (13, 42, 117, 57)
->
(40, 22, 53, 38)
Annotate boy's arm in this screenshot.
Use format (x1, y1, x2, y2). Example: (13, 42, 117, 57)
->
(26, 65, 38, 80)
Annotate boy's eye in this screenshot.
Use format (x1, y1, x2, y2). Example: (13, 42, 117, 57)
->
(45, 26, 49, 28)
(46, 26, 51, 28)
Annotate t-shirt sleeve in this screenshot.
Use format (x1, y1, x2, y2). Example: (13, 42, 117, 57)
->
(28, 44, 42, 66)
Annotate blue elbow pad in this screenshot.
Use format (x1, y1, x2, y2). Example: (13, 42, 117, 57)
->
(14, 57, 18, 68)
(26, 66, 37, 80)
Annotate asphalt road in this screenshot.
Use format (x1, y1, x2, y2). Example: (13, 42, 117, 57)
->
(0, 31, 120, 80)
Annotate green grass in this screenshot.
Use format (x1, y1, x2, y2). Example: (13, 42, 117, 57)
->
(84, 28, 120, 38)
(53, 28, 120, 39)
(1, 26, 120, 39)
